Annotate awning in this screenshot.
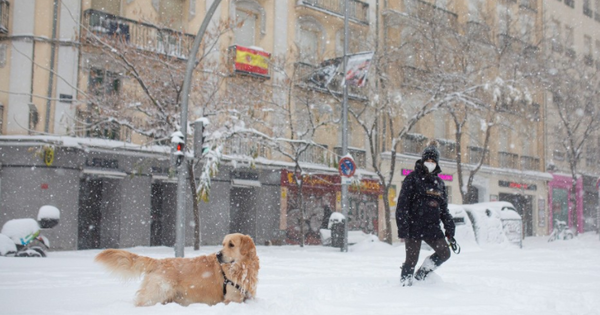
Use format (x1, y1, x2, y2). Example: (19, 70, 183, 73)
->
(152, 175, 177, 183)
(82, 169, 127, 179)
(231, 178, 262, 188)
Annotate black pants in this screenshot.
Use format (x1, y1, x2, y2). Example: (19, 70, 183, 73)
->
(403, 238, 451, 271)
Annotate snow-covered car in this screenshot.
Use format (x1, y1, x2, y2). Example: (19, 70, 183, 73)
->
(461, 203, 510, 247)
(464, 202, 523, 248)
(448, 204, 477, 248)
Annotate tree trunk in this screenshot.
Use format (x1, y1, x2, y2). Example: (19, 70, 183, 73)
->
(381, 187, 393, 244)
(570, 175, 579, 236)
(187, 162, 201, 250)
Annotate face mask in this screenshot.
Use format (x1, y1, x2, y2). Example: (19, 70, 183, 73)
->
(424, 161, 437, 173)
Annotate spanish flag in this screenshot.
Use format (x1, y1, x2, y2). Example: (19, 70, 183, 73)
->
(234, 45, 271, 77)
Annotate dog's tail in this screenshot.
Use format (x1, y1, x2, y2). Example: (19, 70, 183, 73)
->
(95, 249, 158, 280)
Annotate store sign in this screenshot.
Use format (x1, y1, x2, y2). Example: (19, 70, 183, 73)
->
(499, 180, 537, 191)
(401, 169, 453, 181)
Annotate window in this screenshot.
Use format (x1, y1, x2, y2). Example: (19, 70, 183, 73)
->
(234, 7, 257, 47)
(565, 0, 575, 8)
(0, 103, 3, 135)
(297, 17, 325, 64)
(468, 0, 484, 21)
(584, 35, 593, 66)
(232, 0, 265, 48)
(550, 20, 562, 52)
(596, 40, 600, 69)
(335, 28, 368, 57)
(0, 0, 8, 34)
(585, 140, 595, 166)
(553, 150, 565, 161)
(564, 25, 575, 58)
(434, 111, 447, 139)
(497, 4, 511, 35)
(89, 68, 121, 96)
(584, 0, 593, 16)
(520, 14, 534, 44)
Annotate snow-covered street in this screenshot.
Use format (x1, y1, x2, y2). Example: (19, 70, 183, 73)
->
(1, 234, 599, 315)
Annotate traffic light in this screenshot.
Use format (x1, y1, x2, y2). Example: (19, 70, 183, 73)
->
(175, 142, 184, 167)
(171, 131, 185, 168)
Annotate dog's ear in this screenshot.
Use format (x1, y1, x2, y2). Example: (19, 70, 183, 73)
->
(240, 235, 256, 257)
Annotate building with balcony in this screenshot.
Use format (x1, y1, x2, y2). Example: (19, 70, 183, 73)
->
(542, 0, 600, 234)
(381, 0, 551, 240)
(0, 0, 383, 249)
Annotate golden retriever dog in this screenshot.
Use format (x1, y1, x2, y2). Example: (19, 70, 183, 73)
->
(95, 233, 259, 306)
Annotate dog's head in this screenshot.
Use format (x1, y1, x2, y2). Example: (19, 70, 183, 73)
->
(219, 233, 257, 263)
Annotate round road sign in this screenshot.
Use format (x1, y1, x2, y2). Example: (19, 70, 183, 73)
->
(339, 156, 356, 177)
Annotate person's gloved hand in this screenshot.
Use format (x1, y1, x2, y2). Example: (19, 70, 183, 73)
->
(445, 230, 454, 240)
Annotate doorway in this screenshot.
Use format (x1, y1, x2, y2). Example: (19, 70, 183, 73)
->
(229, 187, 257, 240)
(499, 193, 533, 237)
(150, 183, 176, 246)
(78, 179, 103, 250)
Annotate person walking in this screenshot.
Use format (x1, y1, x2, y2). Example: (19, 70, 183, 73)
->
(396, 140, 455, 286)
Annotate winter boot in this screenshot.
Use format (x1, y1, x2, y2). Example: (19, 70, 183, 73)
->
(414, 255, 443, 281)
(400, 264, 414, 287)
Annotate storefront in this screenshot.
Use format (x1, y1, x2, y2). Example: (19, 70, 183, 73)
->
(279, 169, 382, 245)
(0, 136, 180, 251)
(548, 173, 583, 234)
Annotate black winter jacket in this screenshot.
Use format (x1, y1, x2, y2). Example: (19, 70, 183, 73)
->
(395, 160, 455, 240)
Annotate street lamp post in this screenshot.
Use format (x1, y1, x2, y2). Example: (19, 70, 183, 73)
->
(341, 0, 350, 253)
(174, 0, 222, 258)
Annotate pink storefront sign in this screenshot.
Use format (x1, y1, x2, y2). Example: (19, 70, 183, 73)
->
(402, 169, 453, 181)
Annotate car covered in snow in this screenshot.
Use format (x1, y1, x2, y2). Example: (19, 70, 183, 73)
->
(461, 202, 523, 248)
(447, 204, 477, 247)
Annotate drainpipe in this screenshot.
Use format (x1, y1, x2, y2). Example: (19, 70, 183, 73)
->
(44, 0, 59, 133)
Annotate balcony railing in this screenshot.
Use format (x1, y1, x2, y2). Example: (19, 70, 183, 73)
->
(82, 9, 195, 59)
(499, 151, 519, 169)
(223, 136, 269, 158)
(468, 146, 490, 165)
(520, 155, 540, 171)
(0, 0, 8, 34)
(299, 144, 335, 167)
(402, 133, 427, 155)
(334, 147, 366, 168)
(404, 0, 459, 30)
(299, 0, 369, 24)
(438, 139, 456, 161)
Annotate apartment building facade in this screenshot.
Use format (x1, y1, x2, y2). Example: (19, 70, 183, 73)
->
(1, 0, 595, 249)
(0, 0, 384, 249)
(380, 0, 552, 240)
(543, 0, 600, 234)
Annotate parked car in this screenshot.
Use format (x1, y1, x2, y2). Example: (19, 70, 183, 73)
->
(465, 202, 523, 248)
(448, 204, 478, 248)
(461, 203, 509, 247)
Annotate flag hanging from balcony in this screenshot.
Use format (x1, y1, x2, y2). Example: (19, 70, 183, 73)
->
(233, 45, 271, 77)
(344, 51, 374, 87)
